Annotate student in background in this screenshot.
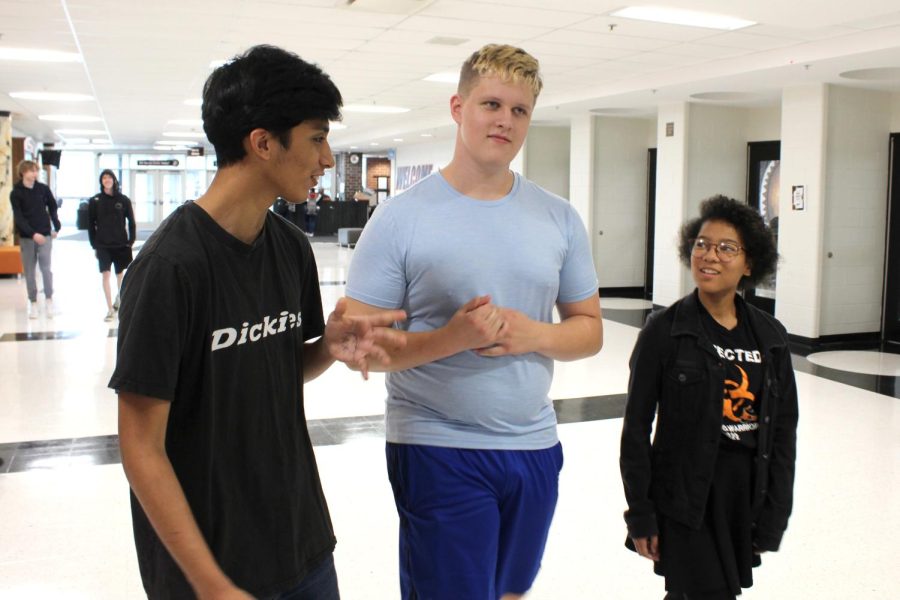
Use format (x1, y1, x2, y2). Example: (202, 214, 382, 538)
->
(88, 169, 136, 321)
(9, 159, 60, 319)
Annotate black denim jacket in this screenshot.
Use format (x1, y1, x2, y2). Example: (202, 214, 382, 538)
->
(619, 290, 798, 551)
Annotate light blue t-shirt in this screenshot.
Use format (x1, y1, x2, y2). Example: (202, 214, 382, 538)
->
(346, 172, 598, 450)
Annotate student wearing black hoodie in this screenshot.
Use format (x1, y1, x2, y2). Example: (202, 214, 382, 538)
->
(88, 169, 136, 321)
(9, 159, 60, 319)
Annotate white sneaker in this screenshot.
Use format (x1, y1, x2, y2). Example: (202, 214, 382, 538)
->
(29, 302, 39, 320)
(45, 299, 54, 319)
(104, 309, 115, 322)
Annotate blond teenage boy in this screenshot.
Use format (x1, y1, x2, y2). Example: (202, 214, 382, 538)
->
(345, 44, 603, 600)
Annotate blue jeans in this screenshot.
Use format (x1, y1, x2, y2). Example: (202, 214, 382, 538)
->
(277, 553, 340, 600)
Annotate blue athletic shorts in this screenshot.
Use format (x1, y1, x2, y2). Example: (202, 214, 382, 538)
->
(386, 442, 564, 600)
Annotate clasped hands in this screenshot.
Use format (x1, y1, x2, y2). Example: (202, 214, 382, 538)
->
(448, 295, 535, 357)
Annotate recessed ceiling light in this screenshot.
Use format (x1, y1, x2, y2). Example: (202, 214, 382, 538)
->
(167, 119, 204, 127)
(91, 138, 111, 144)
(184, 98, 203, 106)
(329, 122, 347, 130)
(393, 138, 404, 142)
(343, 104, 410, 114)
(610, 6, 755, 30)
(9, 91, 93, 102)
(839, 67, 900, 81)
(162, 131, 206, 138)
(423, 72, 458, 84)
(0, 47, 82, 63)
(61, 138, 89, 144)
(350, 146, 358, 149)
(155, 140, 197, 146)
(420, 133, 433, 137)
(370, 142, 380, 146)
(38, 114, 103, 123)
(55, 128, 107, 135)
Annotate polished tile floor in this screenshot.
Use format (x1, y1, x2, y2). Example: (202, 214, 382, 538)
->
(0, 236, 897, 599)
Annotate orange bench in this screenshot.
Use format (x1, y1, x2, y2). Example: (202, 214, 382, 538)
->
(0, 245, 24, 275)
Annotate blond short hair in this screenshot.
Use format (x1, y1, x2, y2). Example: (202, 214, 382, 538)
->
(458, 44, 543, 100)
(16, 160, 39, 181)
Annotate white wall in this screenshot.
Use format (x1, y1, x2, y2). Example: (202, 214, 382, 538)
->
(652, 103, 690, 307)
(524, 125, 569, 200)
(746, 106, 782, 142)
(891, 92, 900, 132)
(819, 85, 891, 335)
(593, 117, 655, 288)
(392, 138, 453, 196)
(776, 84, 829, 338)
(569, 113, 595, 267)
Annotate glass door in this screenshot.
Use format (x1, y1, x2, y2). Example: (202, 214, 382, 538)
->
(131, 170, 184, 229)
(745, 141, 780, 315)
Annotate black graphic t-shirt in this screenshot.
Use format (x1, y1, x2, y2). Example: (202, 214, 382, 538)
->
(109, 202, 334, 597)
(700, 303, 762, 450)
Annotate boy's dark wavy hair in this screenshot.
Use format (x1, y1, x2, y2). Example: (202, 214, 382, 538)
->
(678, 194, 778, 289)
(202, 45, 342, 167)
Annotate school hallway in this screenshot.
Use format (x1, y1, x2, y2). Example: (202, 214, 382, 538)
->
(0, 236, 897, 599)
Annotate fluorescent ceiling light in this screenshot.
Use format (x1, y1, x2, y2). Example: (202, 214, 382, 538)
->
(423, 72, 458, 84)
(91, 138, 111, 144)
(155, 140, 197, 146)
(329, 122, 347, 130)
(420, 133, 433, 137)
(0, 47, 82, 62)
(393, 138, 404, 142)
(370, 142, 380, 146)
(9, 91, 93, 101)
(38, 114, 103, 123)
(167, 119, 203, 127)
(162, 131, 206, 138)
(62, 138, 89, 144)
(55, 128, 107, 135)
(343, 104, 410, 114)
(610, 6, 755, 30)
(184, 98, 203, 106)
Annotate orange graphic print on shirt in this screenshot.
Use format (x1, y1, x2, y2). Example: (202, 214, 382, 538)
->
(723, 365, 757, 423)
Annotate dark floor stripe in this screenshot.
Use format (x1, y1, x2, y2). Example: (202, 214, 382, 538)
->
(0, 331, 81, 342)
(0, 394, 626, 474)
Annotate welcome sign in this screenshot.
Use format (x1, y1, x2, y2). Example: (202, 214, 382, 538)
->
(395, 164, 434, 193)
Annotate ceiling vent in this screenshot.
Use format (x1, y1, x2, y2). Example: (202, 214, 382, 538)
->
(339, 0, 433, 15)
(426, 36, 469, 46)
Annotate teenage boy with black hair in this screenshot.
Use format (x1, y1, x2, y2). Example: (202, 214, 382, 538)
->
(88, 168, 136, 321)
(111, 45, 405, 599)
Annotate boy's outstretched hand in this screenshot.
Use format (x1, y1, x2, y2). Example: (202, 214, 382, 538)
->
(324, 297, 407, 379)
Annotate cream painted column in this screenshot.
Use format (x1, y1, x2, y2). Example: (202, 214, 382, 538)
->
(569, 112, 595, 262)
(0, 111, 13, 246)
(775, 85, 828, 339)
(652, 103, 690, 307)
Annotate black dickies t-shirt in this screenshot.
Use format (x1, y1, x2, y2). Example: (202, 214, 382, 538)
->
(110, 202, 334, 597)
(700, 304, 762, 450)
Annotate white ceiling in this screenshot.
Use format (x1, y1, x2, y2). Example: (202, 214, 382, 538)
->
(2, 0, 900, 153)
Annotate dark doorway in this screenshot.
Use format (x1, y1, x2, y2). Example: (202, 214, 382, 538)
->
(645, 148, 657, 301)
(745, 141, 780, 315)
(882, 133, 900, 352)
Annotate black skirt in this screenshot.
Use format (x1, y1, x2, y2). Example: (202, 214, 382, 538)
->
(654, 443, 761, 597)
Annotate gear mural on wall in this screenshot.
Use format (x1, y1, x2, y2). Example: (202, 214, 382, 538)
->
(0, 114, 14, 246)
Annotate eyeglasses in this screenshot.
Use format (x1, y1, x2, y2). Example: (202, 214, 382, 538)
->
(690, 237, 744, 262)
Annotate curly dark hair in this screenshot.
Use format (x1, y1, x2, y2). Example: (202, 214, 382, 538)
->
(678, 195, 778, 289)
(202, 45, 343, 167)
